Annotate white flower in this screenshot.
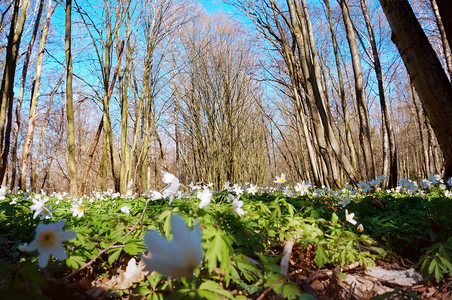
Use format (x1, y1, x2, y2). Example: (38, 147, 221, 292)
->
(295, 181, 311, 196)
(223, 181, 231, 191)
(70, 201, 84, 218)
(27, 220, 76, 268)
(9, 197, 18, 205)
(345, 209, 357, 225)
(142, 215, 203, 278)
(247, 184, 258, 195)
(30, 196, 53, 220)
(233, 184, 244, 195)
(357, 181, 370, 192)
(369, 179, 379, 188)
(377, 175, 386, 183)
(419, 179, 430, 189)
(429, 174, 439, 184)
(273, 173, 286, 184)
(440, 184, 447, 190)
(232, 196, 245, 216)
(445, 190, 451, 198)
(150, 191, 163, 201)
(198, 189, 212, 209)
(283, 187, 294, 197)
(121, 205, 131, 214)
(226, 193, 235, 202)
(0, 185, 8, 200)
(18, 243, 28, 252)
(448, 177, 452, 187)
(338, 194, 351, 207)
(357, 224, 364, 232)
(162, 171, 180, 203)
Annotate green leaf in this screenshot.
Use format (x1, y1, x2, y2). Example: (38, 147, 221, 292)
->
(281, 283, 302, 300)
(437, 255, 452, 272)
(196, 290, 221, 300)
(299, 294, 317, 300)
(198, 280, 233, 299)
(66, 255, 86, 269)
(331, 213, 338, 225)
(314, 244, 329, 268)
(108, 248, 122, 264)
(124, 241, 144, 255)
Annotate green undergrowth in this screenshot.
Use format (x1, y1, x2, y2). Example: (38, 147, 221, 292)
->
(0, 188, 451, 299)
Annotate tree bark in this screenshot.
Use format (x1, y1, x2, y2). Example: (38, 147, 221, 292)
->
(359, 0, 397, 186)
(339, 0, 375, 181)
(8, 0, 45, 188)
(323, 0, 357, 173)
(430, 0, 452, 79)
(65, 0, 78, 195)
(411, 84, 430, 177)
(0, 0, 30, 184)
(435, 0, 452, 55)
(19, 0, 57, 191)
(379, 0, 452, 177)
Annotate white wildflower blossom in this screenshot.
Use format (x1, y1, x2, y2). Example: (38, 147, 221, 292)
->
(142, 215, 203, 278)
(27, 220, 76, 268)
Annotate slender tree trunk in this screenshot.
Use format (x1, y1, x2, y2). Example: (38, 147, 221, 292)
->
(8, 0, 45, 189)
(435, 0, 452, 54)
(0, 0, 31, 183)
(19, 0, 57, 191)
(324, 0, 357, 172)
(65, 0, 77, 195)
(32, 83, 58, 192)
(80, 119, 102, 194)
(431, 0, 452, 79)
(379, 0, 452, 177)
(359, 0, 397, 186)
(339, 0, 375, 181)
(411, 84, 430, 177)
(119, 17, 131, 194)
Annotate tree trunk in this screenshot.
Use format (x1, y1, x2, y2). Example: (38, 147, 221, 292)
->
(324, 0, 357, 173)
(435, 0, 452, 55)
(65, 0, 78, 195)
(430, 0, 452, 79)
(19, 0, 57, 191)
(339, 0, 375, 181)
(8, 0, 45, 189)
(0, 0, 30, 184)
(359, 0, 397, 187)
(411, 84, 430, 177)
(379, 0, 452, 177)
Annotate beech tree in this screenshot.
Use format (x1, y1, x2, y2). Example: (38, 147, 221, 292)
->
(379, 0, 452, 177)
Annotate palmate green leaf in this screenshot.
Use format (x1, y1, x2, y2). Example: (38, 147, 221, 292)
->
(314, 244, 329, 268)
(281, 283, 302, 300)
(205, 230, 233, 282)
(66, 255, 86, 269)
(198, 280, 234, 299)
(437, 255, 452, 272)
(124, 240, 146, 255)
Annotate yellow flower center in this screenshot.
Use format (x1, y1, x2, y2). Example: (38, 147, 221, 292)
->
(39, 231, 57, 247)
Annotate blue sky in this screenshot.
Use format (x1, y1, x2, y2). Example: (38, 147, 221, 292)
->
(200, 0, 236, 15)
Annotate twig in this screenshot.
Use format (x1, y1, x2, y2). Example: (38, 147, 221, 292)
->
(62, 243, 123, 280)
(280, 240, 294, 275)
(63, 197, 152, 280)
(256, 276, 286, 300)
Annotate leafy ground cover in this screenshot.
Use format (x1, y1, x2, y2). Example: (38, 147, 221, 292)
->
(0, 175, 451, 299)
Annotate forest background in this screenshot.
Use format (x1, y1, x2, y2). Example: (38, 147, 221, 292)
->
(1, 0, 451, 196)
